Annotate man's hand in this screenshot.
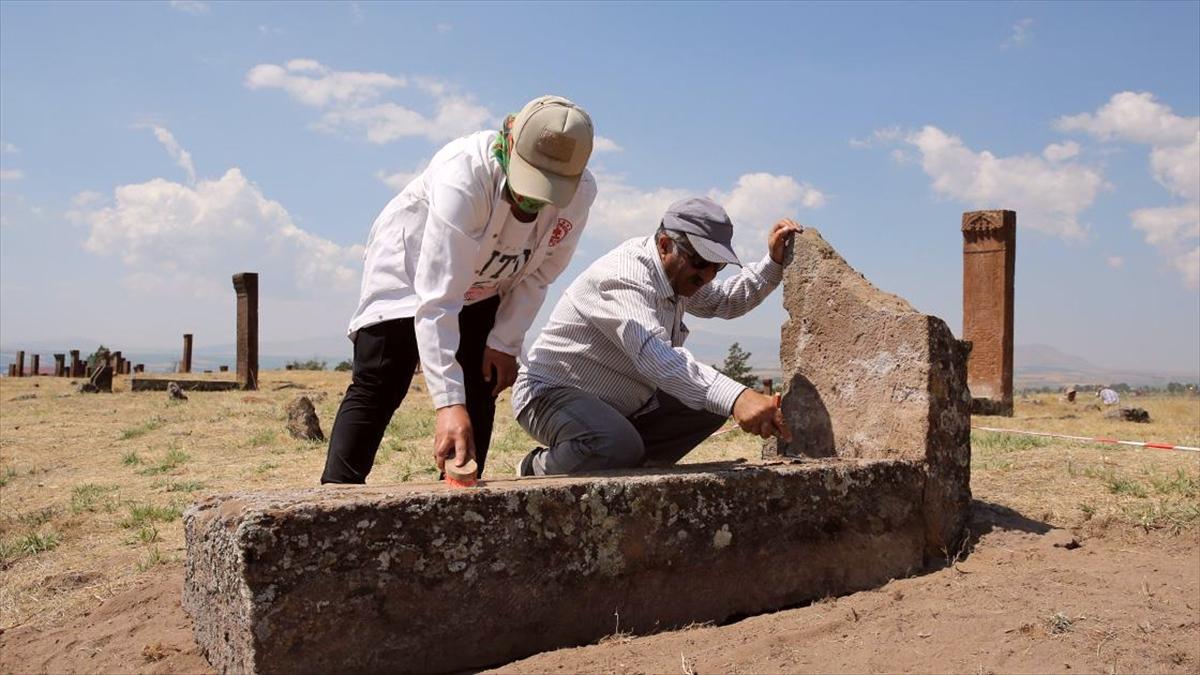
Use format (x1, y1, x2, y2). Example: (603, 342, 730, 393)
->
(768, 218, 805, 264)
(482, 347, 518, 397)
(731, 389, 792, 441)
(434, 404, 476, 472)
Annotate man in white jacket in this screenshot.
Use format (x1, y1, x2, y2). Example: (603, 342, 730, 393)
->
(322, 95, 597, 484)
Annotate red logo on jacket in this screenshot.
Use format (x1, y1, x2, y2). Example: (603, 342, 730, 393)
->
(549, 218, 573, 247)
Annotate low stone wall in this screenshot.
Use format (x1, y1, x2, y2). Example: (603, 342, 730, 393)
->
(131, 378, 240, 392)
(184, 460, 926, 674)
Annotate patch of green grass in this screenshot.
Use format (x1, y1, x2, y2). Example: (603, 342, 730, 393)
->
(120, 502, 183, 529)
(17, 506, 57, 529)
(121, 451, 143, 466)
(162, 480, 206, 493)
(0, 530, 62, 565)
(70, 483, 118, 514)
(125, 524, 159, 545)
(1150, 469, 1200, 498)
(254, 461, 278, 475)
(136, 546, 167, 572)
(386, 408, 436, 440)
(119, 416, 164, 440)
(971, 430, 1051, 452)
(1122, 500, 1200, 533)
(0, 465, 17, 488)
(246, 430, 276, 448)
(137, 446, 192, 476)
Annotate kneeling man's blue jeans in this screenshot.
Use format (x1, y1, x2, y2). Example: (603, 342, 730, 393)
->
(516, 387, 726, 476)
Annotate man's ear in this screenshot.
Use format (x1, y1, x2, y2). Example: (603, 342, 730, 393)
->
(656, 234, 672, 256)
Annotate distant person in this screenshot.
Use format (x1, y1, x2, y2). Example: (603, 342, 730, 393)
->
(321, 95, 597, 484)
(1097, 387, 1120, 406)
(510, 197, 800, 476)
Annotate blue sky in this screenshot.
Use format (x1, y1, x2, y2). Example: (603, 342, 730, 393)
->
(2, 1, 1197, 374)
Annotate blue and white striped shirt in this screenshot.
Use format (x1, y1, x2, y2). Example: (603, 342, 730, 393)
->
(512, 236, 784, 419)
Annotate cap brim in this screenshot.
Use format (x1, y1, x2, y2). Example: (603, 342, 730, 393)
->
(507, 151, 580, 208)
(685, 233, 742, 266)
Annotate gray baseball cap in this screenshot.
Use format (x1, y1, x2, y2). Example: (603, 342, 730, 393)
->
(661, 197, 742, 266)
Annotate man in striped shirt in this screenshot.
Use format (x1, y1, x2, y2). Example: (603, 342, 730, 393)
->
(511, 197, 800, 476)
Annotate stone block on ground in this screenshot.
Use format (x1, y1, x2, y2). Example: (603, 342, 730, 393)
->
(184, 461, 927, 674)
(1105, 407, 1150, 423)
(284, 396, 324, 441)
(764, 228, 972, 556)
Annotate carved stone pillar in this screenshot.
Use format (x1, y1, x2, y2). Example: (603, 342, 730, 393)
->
(182, 334, 193, 374)
(232, 273, 259, 391)
(962, 210, 1016, 416)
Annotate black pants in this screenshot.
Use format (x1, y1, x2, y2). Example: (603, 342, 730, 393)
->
(320, 296, 500, 484)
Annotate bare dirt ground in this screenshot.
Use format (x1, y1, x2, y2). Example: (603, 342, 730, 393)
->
(1, 372, 1197, 674)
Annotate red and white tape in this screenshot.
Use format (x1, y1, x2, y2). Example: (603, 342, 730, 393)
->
(972, 426, 1200, 453)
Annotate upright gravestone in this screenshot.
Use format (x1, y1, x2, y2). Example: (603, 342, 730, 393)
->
(87, 363, 113, 393)
(30, 354, 40, 376)
(182, 334, 194, 374)
(233, 272, 259, 391)
(6, 364, 14, 378)
(15, 350, 24, 377)
(54, 354, 66, 377)
(113, 351, 124, 375)
(135, 364, 144, 373)
(70, 349, 83, 377)
(764, 228, 972, 556)
(962, 210, 1015, 416)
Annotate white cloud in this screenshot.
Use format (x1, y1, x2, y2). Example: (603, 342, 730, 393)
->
(169, 0, 209, 14)
(1, 141, 17, 154)
(375, 159, 428, 192)
(1002, 18, 1034, 49)
(1150, 133, 1199, 200)
(436, 22, 452, 34)
(146, 125, 196, 184)
(593, 136, 623, 153)
(317, 97, 491, 144)
(1056, 91, 1198, 147)
(71, 190, 104, 207)
(589, 172, 826, 260)
(1061, 92, 1200, 289)
(71, 167, 362, 297)
(1042, 141, 1080, 162)
(258, 25, 284, 36)
(350, 2, 364, 23)
(896, 125, 1106, 239)
(245, 59, 404, 107)
(849, 127, 903, 149)
(1106, 256, 1124, 269)
(246, 59, 493, 143)
(1130, 204, 1200, 288)
(0, 169, 24, 181)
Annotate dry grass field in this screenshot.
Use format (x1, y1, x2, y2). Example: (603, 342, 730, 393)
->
(0, 370, 1197, 673)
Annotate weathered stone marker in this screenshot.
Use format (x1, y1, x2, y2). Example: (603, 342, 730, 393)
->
(112, 351, 124, 375)
(30, 354, 39, 376)
(6, 364, 14, 378)
(233, 272, 259, 391)
(182, 334, 194, 374)
(70, 350, 82, 378)
(15, 350, 24, 377)
(134, 364, 144, 373)
(763, 228, 971, 556)
(961, 210, 1015, 416)
(185, 461, 927, 674)
(53, 354, 65, 377)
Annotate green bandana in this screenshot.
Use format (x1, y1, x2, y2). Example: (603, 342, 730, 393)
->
(492, 114, 548, 215)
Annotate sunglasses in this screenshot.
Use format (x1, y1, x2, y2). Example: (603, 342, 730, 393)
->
(673, 237, 726, 272)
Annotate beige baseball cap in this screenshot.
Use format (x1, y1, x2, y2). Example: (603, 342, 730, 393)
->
(507, 95, 594, 208)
